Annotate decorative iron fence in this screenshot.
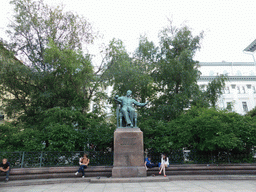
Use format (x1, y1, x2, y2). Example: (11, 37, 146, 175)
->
(146, 149, 256, 165)
(188, 150, 256, 164)
(0, 151, 113, 168)
(1, 149, 255, 168)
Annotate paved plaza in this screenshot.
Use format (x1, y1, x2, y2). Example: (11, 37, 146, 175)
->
(1, 180, 256, 192)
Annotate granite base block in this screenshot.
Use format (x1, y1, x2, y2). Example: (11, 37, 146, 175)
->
(112, 128, 146, 178)
(112, 166, 147, 178)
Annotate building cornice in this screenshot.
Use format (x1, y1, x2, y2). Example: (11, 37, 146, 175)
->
(198, 76, 256, 82)
(199, 62, 255, 66)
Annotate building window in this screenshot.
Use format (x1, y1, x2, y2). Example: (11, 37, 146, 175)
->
(237, 86, 240, 94)
(253, 86, 256, 93)
(225, 87, 230, 94)
(226, 102, 232, 111)
(246, 84, 251, 89)
(231, 84, 236, 89)
(242, 86, 246, 94)
(242, 102, 248, 112)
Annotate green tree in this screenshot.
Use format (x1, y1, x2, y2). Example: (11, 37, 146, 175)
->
(0, 0, 115, 152)
(0, 0, 99, 120)
(205, 74, 228, 108)
(140, 119, 171, 153)
(38, 107, 114, 151)
(141, 106, 256, 158)
(0, 108, 115, 151)
(1, 40, 94, 122)
(103, 38, 155, 102)
(246, 106, 256, 118)
(0, 122, 44, 151)
(150, 22, 204, 120)
(102, 39, 132, 96)
(8, 0, 94, 65)
(102, 38, 156, 126)
(190, 75, 228, 109)
(169, 107, 256, 153)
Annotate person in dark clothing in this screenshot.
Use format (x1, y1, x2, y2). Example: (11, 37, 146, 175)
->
(0, 158, 10, 182)
(144, 156, 158, 170)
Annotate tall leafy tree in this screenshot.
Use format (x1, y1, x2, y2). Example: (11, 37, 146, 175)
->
(103, 38, 156, 106)
(0, 0, 97, 119)
(104, 22, 227, 121)
(0, 0, 115, 151)
(8, 0, 94, 68)
(132, 36, 158, 103)
(190, 75, 228, 109)
(205, 74, 228, 108)
(151, 22, 204, 120)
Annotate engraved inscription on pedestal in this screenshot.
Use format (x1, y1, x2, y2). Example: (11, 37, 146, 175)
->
(120, 138, 136, 146)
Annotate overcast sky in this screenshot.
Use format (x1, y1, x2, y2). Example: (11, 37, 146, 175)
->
(1, 0, 256, 63)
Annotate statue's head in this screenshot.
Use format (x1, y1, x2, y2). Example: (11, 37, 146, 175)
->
(126, 90, 132, 96)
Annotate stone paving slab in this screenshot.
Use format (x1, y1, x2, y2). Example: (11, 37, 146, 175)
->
(1, 180, 256, 192)
(0, 175, 256, 188)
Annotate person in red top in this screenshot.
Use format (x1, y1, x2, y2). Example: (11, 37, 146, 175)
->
(75, 154, 90, 178)
(0, 158, 10, 182)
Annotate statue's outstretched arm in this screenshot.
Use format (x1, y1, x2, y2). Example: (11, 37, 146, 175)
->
(133, 100, 148, 107)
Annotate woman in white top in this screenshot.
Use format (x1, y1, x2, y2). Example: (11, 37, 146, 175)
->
(159, 154, 169, 177)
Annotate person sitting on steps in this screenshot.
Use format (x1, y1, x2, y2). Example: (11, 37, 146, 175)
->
(0, 158, 10, 182)
(159, 154, 169, 177)
(75, 154, 90, 178)
(144, 156, 158, 170)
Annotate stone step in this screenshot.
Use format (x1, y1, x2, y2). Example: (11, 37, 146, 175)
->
(0, 172, 111, 180)
(1, 175, 256, 188)
(148, 169, 256, 176)
(1, 164, 256, 181)
(8, 166, 112, 175)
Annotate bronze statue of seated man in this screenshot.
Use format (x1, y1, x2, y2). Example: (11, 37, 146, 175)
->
(115, 90, 148, 127)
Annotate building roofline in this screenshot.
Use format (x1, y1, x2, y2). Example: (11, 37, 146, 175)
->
(244, 39, 256, 52)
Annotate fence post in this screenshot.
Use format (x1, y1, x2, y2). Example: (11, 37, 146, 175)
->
(228, 151, 230, 164)
(21, 152, 25, 168)
(40, 151, 43, 168)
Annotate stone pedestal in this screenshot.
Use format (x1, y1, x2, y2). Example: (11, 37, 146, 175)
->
(112, 128, 146, 177)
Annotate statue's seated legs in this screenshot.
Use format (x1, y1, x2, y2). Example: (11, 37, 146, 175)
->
(121, 108, 132, 127)
(120, 107, 137, 127)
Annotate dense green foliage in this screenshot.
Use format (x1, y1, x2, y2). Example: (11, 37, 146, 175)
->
(104, 22, 227, 121)
(0, 0, 112, 151)
(141, 107, 256, 155)
(246, 106, 256, 118)
(151, 25, 203, 120)
(0, 108, 115, 151)
(1, 0, 96, 118)
(1, 0, 254, 158)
